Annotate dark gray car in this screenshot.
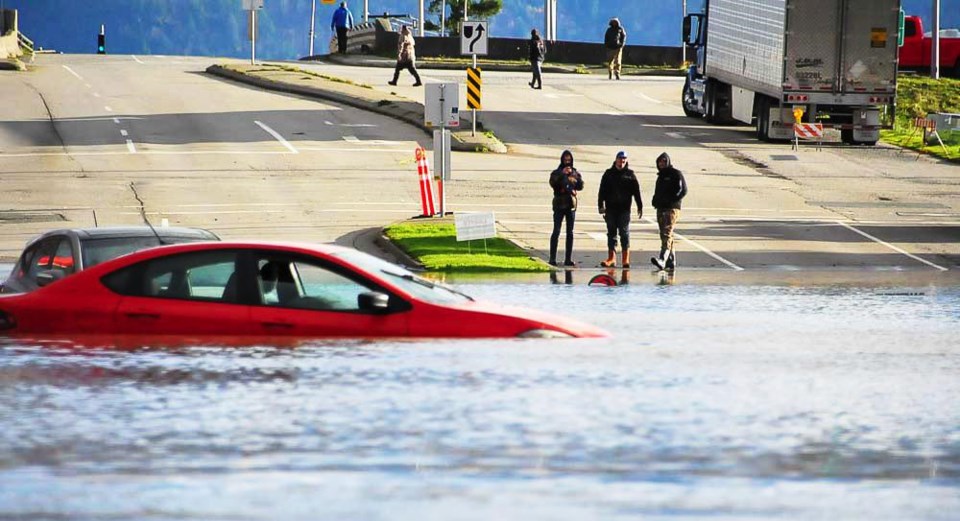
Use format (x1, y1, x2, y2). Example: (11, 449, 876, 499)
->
(0, 226, 220, 294)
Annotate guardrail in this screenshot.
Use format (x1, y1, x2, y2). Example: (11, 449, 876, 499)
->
(17, 31, 33, 54)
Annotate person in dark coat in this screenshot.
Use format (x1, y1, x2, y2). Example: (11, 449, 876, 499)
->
(548, 150, 584, 267)
(604, 18, 626, 80)
(528, 29, 545, 89)
(650, 152, 688, 270)
(598, 150, 642, 268)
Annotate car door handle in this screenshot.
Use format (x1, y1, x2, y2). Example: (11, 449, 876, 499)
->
(261, 322, 294, 329)
(124, 312, 161, 320)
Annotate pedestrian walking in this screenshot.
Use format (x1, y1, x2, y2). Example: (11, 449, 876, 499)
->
(388, 25, 422, 86)
(528, 29, 545, 89)
(330, 2, 354, 54)
(598, 151, 642, 268)
(548, 150, 584, 267)
(650, 152, 687, 271)
(604, 18, 626, 80)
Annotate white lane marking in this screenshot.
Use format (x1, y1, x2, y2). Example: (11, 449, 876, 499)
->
(120, 129, 128, 137)
(340, 123, 377, 128)
(587, 232, 607, 242)
(104, 106, 114, 112)
(62, 65, 83, 80)
(92, 92, 101, 98)
(113, 118, 121, 124)
(665, 132, 684, 139)
(837, 221, 948, 271)
(131, 55, 145, 64)
(125, 139, 137, 154)
(343, 136, 360, 142)
(674, 230, 745, 271)
(324, 121, 333, 125)
(636, 92, 664, 105)
(254, 120, 299, 154)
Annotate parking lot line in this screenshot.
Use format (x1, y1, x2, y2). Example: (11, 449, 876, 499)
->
(254, 120, 299, 154)
(836, 221, 948, 271)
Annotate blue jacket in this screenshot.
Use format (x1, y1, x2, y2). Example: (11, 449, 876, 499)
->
(331, 7, 354, 30)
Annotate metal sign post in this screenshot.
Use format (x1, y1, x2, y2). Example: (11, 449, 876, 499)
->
(461, 21, 488, 138)
(243, 0, 264, 64)
(425, 82, 459, 217)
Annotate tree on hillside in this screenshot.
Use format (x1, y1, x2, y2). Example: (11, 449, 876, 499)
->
(426, 0, 503, 35)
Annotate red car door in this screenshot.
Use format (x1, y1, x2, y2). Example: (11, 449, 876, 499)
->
(249, 255, 409, 338)
(111, 250, 254, 337)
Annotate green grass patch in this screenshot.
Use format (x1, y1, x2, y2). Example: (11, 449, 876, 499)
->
(881, 75, 960, 162)
(384, 222, 550, 273)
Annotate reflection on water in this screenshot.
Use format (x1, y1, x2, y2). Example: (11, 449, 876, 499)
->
(1, 276, 958, 520)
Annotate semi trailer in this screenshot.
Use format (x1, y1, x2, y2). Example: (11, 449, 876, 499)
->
(681, 0, 901, 145)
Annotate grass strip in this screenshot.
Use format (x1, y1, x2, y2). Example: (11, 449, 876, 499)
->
(881, 75, 960, 162)
(384, 222, 550, 273)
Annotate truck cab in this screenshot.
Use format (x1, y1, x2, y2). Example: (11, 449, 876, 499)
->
(899, 15, 960, 77)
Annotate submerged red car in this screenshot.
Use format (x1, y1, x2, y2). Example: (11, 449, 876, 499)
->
(0, 241, 608, 344)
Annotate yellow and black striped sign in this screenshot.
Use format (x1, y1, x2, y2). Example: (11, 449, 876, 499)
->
(466, 67, 481, 110)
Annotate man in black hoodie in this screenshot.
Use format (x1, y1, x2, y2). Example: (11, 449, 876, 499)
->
(548, 150, 584, 266)
(651, 152, 687, 270)
(598, 150, 642, 268)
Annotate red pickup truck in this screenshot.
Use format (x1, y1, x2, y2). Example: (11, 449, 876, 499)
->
(899, 15, 960, 77)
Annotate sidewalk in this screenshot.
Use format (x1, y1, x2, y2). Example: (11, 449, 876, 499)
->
(206, 63, 507, 154)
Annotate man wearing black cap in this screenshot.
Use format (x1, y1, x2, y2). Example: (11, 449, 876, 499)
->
(598, 151, 642, 268)
(651, 152, 687, 270)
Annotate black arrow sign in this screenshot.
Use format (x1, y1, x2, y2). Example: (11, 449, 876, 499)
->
(469, 23, 485, 53)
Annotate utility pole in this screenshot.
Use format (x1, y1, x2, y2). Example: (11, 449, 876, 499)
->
(363, 0, 368, 22)
(441, 1, 446, 37)
(419, 0, 424, 37)
(464, 0, 468, 22)
(932, 0, 940, 79)
(308, 0, 316, 57)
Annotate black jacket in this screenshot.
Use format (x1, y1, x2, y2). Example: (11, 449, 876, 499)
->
(604, 25, 626, 50)
(529, 37, 545, 62)
(651, 152, 687, 210)
(550, 150, 584, 211)
(598, 162, 642, 215)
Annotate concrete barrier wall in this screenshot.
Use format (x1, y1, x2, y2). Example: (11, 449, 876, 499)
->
(0, 32, 22, 59)
(373, 33, 681, 66)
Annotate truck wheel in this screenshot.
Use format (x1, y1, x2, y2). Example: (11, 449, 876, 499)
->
(755, 97, 770, 141)
(704, 82, 718, 123)
(682, 81, 699, 118)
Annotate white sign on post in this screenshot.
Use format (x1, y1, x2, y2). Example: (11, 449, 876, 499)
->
(242, 0, 264, 9)
(460, 21, 488, 56)
(455, 212, 497, 241)
(424, 82, 460, 128)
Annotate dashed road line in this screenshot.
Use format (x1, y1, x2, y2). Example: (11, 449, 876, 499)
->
(104, 106, 113, 112)
(131, 55, 145, 64)
(120, 129, 128, 137)
(254, 120, 299, 153)
(93, 93, 101, 98)
(342, 136, 360, 142)
(837, 221, 948, 271)
(125, 139, 137, 154)
(112, 118, 121, 124)
(62, 65, 83, 80)
(636, 92, 664, 105)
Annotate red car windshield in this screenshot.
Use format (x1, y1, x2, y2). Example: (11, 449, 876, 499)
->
(331, 250, 472, 306)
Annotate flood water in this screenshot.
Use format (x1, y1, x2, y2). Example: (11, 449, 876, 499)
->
(1, 272, 958, 520)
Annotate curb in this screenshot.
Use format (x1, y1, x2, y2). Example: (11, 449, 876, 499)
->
(206, 64, 506, 154)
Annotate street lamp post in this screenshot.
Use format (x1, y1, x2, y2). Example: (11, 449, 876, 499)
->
(419, 0, 424, 37)
(308, 0, 316, 57)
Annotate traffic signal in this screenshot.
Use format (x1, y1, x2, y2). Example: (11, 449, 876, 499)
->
(97, 25, 105, 54)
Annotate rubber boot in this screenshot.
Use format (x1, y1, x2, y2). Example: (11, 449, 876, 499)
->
(600, 250, 617, 267)
(621, 250, 631, 268)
